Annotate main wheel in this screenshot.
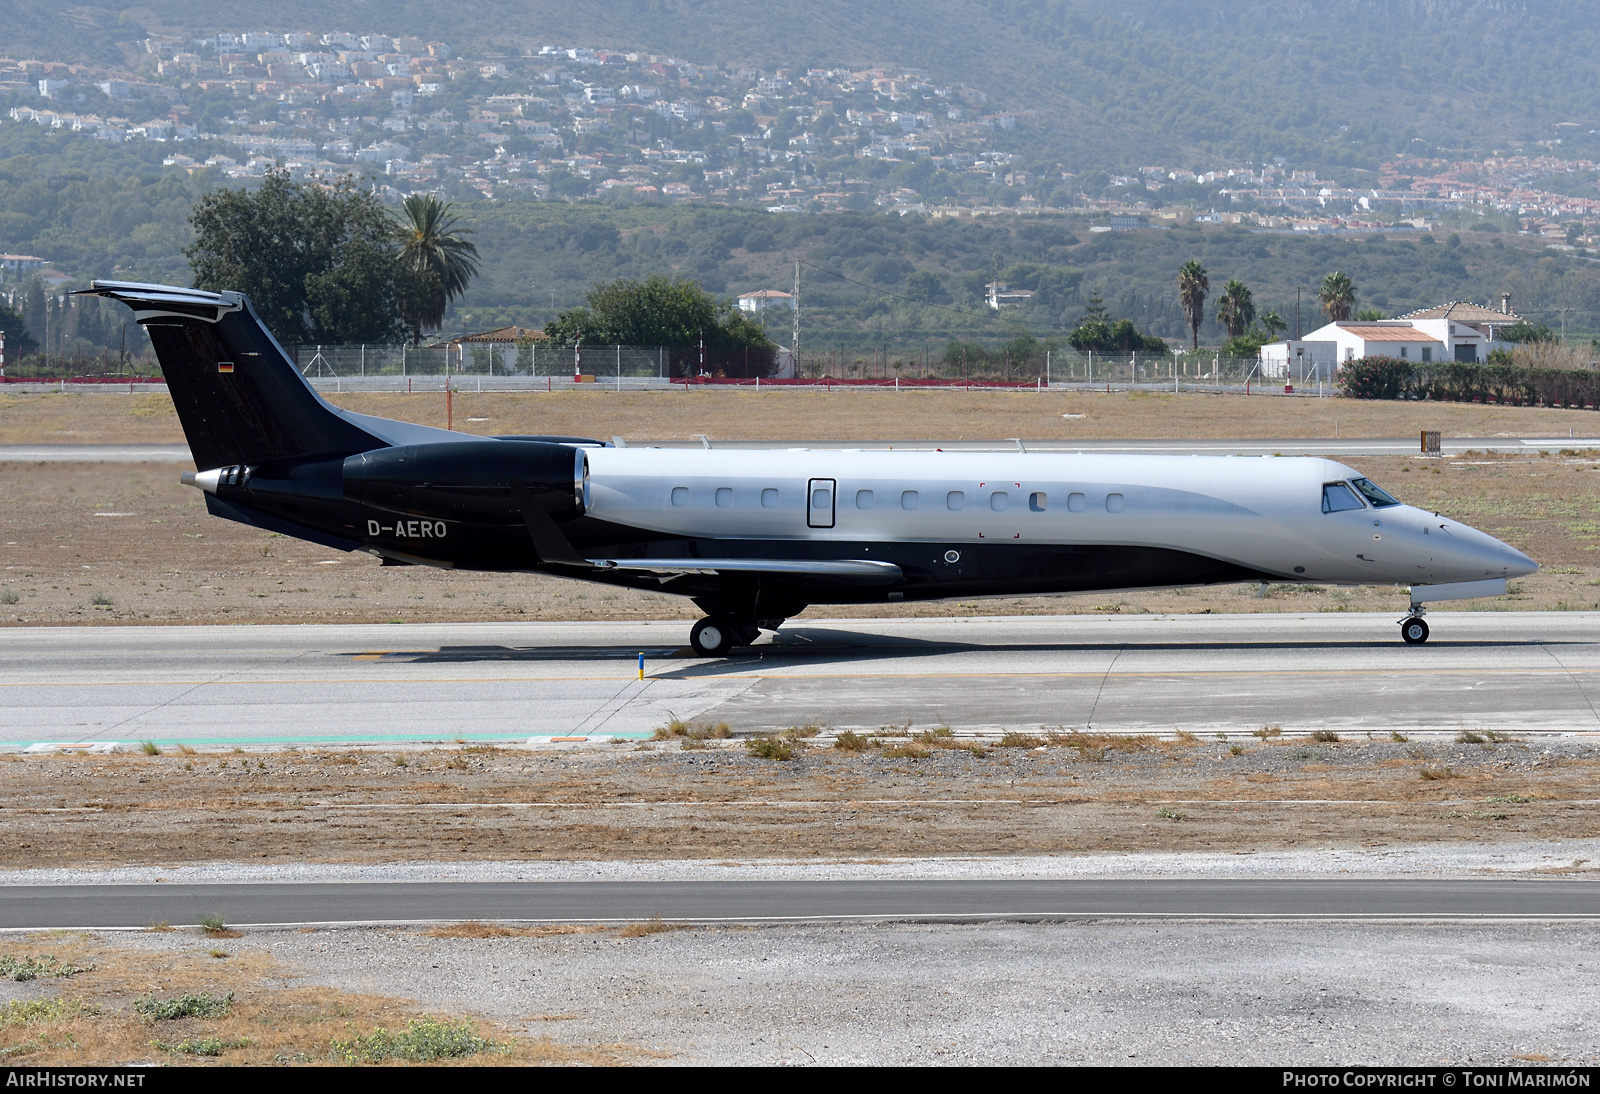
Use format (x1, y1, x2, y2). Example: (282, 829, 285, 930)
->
(1400, 617, 1429, 645)
(690, 617, 736, 657)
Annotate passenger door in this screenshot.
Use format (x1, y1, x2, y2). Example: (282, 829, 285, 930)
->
(807, 478, 836, 529)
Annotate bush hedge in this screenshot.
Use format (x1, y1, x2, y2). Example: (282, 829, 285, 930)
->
(1340, 355, 1600, 407)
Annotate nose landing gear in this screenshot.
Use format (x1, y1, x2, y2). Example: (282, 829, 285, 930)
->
(1400, 615, 1429, 645)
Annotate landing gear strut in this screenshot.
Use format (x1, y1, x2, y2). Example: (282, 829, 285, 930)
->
(1400, 615, 1429, 645)
(689, 616, 760, 657)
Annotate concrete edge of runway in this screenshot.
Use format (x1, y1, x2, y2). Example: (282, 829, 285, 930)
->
(8, 914, 1600, 933)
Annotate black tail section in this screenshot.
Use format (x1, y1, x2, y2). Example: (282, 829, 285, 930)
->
(73, 282, 382, 470)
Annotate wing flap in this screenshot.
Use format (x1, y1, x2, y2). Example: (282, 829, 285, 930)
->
(588, 558, 902, 582)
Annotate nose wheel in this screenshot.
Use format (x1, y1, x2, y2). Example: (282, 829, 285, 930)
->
(689, 617, 759, 657)
(1400, 617, 1429, 645)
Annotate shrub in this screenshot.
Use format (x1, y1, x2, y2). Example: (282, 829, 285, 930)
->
(135, 992, 233, 1021)
(833, 731, 871, 752)
(1311, 729, 1341, 743)
(0, 956, 94, 982)
(330, 1015, 503, 1063)
(744, 736, 793, 761)
(1340, 355, 1600, 408)
(997, 731, 1043, 748)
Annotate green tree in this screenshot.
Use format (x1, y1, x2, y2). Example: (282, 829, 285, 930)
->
(0, 298, 38, 356)
(1260, 311, 1288, 340)
(1215, 279, 1255, 339)
(1496, 320, 1559, 344)
(1067, 288, 1167, 354)
(185, 170, 405, 345)
(1177, 260, 1209, 349)
(1318, 271, 1357, 323)
(544, 275, 776, 377)
(393, 194, 481, 346)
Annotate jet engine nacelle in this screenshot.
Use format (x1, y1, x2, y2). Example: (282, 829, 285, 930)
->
(342, 439, 588, 523)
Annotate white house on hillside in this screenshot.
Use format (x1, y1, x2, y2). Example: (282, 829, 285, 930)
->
(736, 289, 794, 314)
(1260, 317, 1491, 378)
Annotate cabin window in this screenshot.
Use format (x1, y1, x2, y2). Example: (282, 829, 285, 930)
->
(1400, 347, 1409, 359)
(991, 491, 1009, 512)
(856, 489, 874, 509)
(761, 488, 779, 508)
(715, 487, 733, 508)
(1106, 493, 1125, 513)
(1349, 477, 1400, 508)
(671, 487, 689, 507)
(1422, 347, 1432, 362)
(901, 490, 919, 510)
(947, 491, 965, 511)
(1067, 492, 1087, 513)
(1322, 482, 1363, 512)
(1029, 492, 1047, 512)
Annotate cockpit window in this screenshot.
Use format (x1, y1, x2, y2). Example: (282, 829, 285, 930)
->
(1322, 482, 1364, 513)
(1349, 477, 1400, 508)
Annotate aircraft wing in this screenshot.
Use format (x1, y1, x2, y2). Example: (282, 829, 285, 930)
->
(587, 558, 902, 582)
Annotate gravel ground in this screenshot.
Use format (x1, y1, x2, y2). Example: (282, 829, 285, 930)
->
(86, 920, 1600, 1065)
(3, 839, 1598, 887)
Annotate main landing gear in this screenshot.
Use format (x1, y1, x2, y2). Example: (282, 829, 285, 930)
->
(689, 616, 761, 657)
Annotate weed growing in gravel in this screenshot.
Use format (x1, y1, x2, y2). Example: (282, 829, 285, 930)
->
(152, 1035, 249, 1057)
(1228, 744, 1246, 756)
(330, 1015, 505, 1063)
(833, 731, 870, 752)
(655, 719, 732, 740)
(914, 726, 954, 743)
(681, 739, 709, 751)
(422, 922, 607, 939)
(1391, 732, 1409, 742)
(1252, 725, 1283, 740)
(0, 588, 18, 605)
(1457, 730, 1488, 745)
(998, 732, 1043, 748)
(2, 999, 90, 1026)
(880, 743, 930, 759)
(1420, 766, 1461, 780)
(1173, 730, 1198, 744)
(618, 914, 681, 939)
(1312, 730, 1341, 743)
(197, 914, 238, 938)
(135, 991, 233, 1021)
(0, 956, 94, 982)
(1157, 807, 1188, 821)
(1488, 794, 1534, 804)
(1434, 809, 1509, 821)
(145, 921, 172, 933)
(745, 736, 793, 761)
(446, 755, 469, 770)
(783, 724, 823, 740)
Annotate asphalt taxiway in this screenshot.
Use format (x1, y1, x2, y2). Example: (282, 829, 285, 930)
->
(4, 613, 1600, 750)
(5, 878, 1598, 931)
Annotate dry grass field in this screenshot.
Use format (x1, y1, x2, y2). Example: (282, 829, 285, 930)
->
(8, 385, 1600, 446)
(0, 932, 641, 1066)
(1, 733, 1593, 868)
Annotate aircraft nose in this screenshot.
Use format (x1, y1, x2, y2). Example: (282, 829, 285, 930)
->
(1450, 518, 1537, 579)
(1501, 542, 1538, 578)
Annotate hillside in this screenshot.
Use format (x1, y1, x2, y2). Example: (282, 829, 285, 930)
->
(5, 1, 1598, 172)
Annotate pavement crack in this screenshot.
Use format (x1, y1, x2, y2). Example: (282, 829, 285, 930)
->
(1085, 645, 1125, 731)
(1540, 644, 1600, 727)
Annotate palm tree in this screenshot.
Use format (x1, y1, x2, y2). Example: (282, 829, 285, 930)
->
(1215, 279, 1255, 339)
(1260, 311, 1288, 340)
(1318, 271, 1357, 323)
(1177, 260, 1209, 349)
(394, 194, 481, 344)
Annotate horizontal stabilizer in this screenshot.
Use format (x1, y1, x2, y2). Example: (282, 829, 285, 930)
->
(588, 558, 902, 582)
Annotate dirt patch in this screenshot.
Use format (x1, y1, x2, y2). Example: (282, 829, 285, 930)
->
(1, 738, 1594, 868)
(2, 449, 1597, 626)
(7, 387, 1600, 446)
(0, 934, 639, 1066)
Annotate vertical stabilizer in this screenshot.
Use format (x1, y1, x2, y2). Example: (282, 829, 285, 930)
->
(73, 281, 381, 470)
